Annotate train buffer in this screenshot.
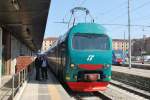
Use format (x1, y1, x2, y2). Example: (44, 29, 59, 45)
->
(15, 69, 74, 100)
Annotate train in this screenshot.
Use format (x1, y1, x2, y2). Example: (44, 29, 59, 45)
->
(45, 23, 112, 92)
(112, 50, 125, 65)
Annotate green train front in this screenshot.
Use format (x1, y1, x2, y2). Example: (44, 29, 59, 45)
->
(65, 23, 112, 92)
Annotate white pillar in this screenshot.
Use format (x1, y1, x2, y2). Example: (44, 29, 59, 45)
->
(11, 36, 17, 75)
(0, 27, 2, 86)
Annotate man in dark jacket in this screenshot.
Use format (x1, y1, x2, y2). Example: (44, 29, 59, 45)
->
(35, 56, 42, 80)
(41, 55, 49, 80)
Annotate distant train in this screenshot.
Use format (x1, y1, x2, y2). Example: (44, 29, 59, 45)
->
(45, 23, 112, 92)
(112, 50, 125, 65)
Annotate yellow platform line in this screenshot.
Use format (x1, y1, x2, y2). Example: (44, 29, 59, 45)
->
(48, 84, 61, 100)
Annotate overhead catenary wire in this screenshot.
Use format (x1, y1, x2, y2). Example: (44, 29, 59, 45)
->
(54, 22, 150, 28)
(56, 0, 83, 32)
(95, 0, 128, 23)
(109, 0, 150, 23)
(131, 1, 150, 22)
(62, 0, 83, 22)
(99, 0, 127, 15)
(100, 23, 150, 27)
(79, 0, 87, 6)
(132, 0, 150, 12)
(97, 23, 150, 31)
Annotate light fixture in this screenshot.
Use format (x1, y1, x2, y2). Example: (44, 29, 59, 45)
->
(11, 0, 20, 11)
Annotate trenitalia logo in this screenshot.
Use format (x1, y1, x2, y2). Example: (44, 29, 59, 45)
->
(87, 55, 95, 61)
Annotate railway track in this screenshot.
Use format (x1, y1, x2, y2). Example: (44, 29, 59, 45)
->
(99, 85, 148, 100)
(110, 80, 150, 99)
(71, 81, 149, 100)
(72, 91, 111, 100)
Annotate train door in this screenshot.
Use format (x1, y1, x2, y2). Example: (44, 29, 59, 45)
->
(56, 46, 59, 76)
(55, 46, 60, 79)
(60, 42, 66, 81)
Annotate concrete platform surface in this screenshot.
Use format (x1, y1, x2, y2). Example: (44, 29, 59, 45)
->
(112, 65, 150, 78)
(19, 69, 74, 100)
(0, 75, 12, 100)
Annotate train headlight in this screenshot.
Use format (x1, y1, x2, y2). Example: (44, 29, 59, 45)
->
(66, 74, 70, 80)
(70, 64, 75, 68)
(74, 75, 77, 80)
(104, 64, 110, 68)
(66, 76, 70, 80)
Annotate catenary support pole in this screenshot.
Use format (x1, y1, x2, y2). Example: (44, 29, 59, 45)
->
(128, 0, 131, 69)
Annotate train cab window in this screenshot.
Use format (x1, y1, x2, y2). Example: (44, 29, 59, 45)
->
(72, 33, 110, 50)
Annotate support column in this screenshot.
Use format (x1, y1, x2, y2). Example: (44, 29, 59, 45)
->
(6, 33, 11, 74)
(0, 27, 2, 86)
(11, 36, 17, 75)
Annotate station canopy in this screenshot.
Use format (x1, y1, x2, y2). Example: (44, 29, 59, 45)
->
(0, 0, 51, 51)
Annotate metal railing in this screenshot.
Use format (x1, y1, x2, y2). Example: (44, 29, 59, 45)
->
(0, 64, 34, 100)
(11, 67, 28, 100)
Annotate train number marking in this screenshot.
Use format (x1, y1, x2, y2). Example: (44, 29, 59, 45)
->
(87, 55, 95, 61)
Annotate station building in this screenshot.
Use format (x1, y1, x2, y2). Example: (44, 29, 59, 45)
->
(41, 37, 58, 52)
(112, 39, 129, 51)
(132, 37, 150, 56)
(0, 0, 51, 87)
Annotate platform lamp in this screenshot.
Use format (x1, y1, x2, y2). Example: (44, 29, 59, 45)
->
(11, 0, 20, 11)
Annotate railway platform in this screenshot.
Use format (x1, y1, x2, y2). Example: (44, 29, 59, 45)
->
(16, 69, 74, 100)
(112, 65, 150, 92)
(112, 65, 150, 78)
(123, 63, 150, 70)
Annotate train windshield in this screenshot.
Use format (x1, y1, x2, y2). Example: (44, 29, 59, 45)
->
(72, 33, 110, 50)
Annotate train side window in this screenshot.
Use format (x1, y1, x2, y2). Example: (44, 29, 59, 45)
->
(61, 43, 66, 52)
(62, 43, 66, 48)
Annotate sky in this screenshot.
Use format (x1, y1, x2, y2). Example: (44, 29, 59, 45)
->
(44, 0, 150, 39)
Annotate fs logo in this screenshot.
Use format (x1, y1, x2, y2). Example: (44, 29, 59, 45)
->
(87, 55, 95, 61)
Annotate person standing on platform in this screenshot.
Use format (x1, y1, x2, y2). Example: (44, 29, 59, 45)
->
(35, 55, 42, 81)
(41, 55, 49, 80)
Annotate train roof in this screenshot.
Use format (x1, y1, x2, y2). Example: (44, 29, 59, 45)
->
(69, 23, 107, 34)
(57, 23, 107, 45)
(45, 23, 108, 54)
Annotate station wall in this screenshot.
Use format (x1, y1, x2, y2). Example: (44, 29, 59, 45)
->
(0, 27, 34, 86)
(11, 35, 33, 75)
(0, 27, 2, 85)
